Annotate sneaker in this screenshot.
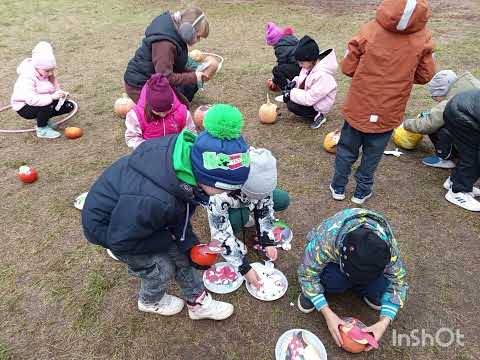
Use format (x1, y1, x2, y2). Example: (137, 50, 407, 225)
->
(138, 294, 185, 316)
(106, 249, 120, 261)
(363, 296, 381, 311)
(445, 189, 480, 212)
(297, 294, 315, 314)
(351, 192, 372, 205)
(310, 113, 327, 129)
(188, 291, 234, 320)
(266, 79, 281, 92)
(422, 155, 455, 169)
(47, 120, 58, 129)
(443, 177, 480, 197)
(36, 126, 61, 139)
(329, 184, 345, 201)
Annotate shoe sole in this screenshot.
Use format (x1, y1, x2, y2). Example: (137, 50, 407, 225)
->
(363, 297, 381, 311)
(138, 302, 185, 316)
(422, 161, 456, 169)
(37, 135, 61, 139)
(351, 193, 372, 205)
(188, 306, 234, 320)
(297, 295, 315, 314)
(310, 118, 327, 129)
(329, 185, 345, 201)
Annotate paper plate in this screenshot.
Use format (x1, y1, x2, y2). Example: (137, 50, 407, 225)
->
(245, 262, 288, 301)
(203, 262, 244, 294)
(74, 192, 88, 210)
(275, 95, 284, 103)
(275, 329, 327, 360)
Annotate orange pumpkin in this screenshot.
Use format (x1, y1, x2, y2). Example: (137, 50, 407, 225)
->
(190, 49, 206, 62)
(193, 105, 211, 132)
(259, 94, 278, 124)
(323, 130, 341, 153)
(202, 56, 220, 80)
(190, 244, 218, 266)
(64, 127, 83, 139)
(339, 324, 368, 353)
(114, 93, 135, 118)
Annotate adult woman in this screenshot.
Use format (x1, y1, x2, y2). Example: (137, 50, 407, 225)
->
(124, 5, 209, 105)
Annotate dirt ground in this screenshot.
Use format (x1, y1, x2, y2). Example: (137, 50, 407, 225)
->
(1, 1, 479, 359)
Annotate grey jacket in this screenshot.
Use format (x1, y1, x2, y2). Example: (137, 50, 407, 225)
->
(404, 72, 480, 134)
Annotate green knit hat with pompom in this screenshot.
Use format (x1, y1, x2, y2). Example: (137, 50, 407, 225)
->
(203, 104, 244, 140)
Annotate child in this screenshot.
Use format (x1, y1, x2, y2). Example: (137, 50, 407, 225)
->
(282, 35, 338, 129)
(205, 147, 291, 288)
(330, 0, 436, 204)
(265, 22, 300, 91)
(82, 104, 250, 320)
(11, 41, 74, 139)
(403, 70, 480, 168)
(297, 208, 408, 351)
(442, 89, 480, 211)
(125, 73, 195, 150)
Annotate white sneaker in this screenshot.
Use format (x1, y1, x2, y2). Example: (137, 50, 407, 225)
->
(329, 184, 345, 201)
(36, 126, 61, 139)
(351, 192, 372, 205)
(138, 294, 185, 316)
(443, 177, 480, 197)
(106, 249, 120, 261)
(188, 292, 234, 320)
(445, 189, 480, 212)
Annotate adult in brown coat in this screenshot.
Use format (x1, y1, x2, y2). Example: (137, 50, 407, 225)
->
(330, 0, 436, 205)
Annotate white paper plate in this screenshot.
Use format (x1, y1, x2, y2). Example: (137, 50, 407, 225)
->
(275, 329, 327, 360)
(203, 262, 244, 294)
(245, 262, 288, 301)
(74, 192, 88, 210)
(275, 95, 284, 103)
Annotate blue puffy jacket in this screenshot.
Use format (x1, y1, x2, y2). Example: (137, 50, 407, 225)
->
(82, 135, 198, 255)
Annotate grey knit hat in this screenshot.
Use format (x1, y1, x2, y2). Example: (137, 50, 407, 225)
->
(428, 70, 458, 97)
(241, 148, 277, 200)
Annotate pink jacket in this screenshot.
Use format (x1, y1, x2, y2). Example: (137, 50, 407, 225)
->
(125, 85, 195, 150)
(10, 59, 60, 111)
(290, 49, 338, 114)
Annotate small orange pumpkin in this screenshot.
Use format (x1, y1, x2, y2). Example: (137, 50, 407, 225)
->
(114, 93, 135, 118)
(190, 244, 218, 266)
(339, 324, 368, 353)
(190, 49, 206, 62)
(64, 127, 83, 139)
(323, 130, 341, 153)
(259, 93, 278, 124)
(193, 105, 211, 132)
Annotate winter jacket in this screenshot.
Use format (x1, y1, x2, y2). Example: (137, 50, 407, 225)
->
(298, 208, 408, 320)
(124, 12, 189, 89)
(125, 85, 195, 149)
(206, 190, 277, 275)
(404, 72, 480, 134)
(341, 0, 436, 133)
(274, 35, 299, 65)
(289, 49, 338, 114)
(10, 59, 60, 111)
(82, 135, 199, 256)
(444, 89, 480, 146)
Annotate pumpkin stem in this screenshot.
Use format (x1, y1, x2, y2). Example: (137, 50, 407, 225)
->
(267, 93, 270, 104)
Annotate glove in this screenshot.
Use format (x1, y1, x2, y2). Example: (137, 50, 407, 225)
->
(284, 80, 297, 91)
(282, 89, 291, 103)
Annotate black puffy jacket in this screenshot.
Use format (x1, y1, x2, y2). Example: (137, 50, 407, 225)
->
(124, 12, 189, 88)
(274, 35, 299, 65)
(82, 135, 199, 255)
(444, 89, 480, 146)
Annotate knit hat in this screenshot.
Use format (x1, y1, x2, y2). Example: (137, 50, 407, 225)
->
(31, 41, 56, 70)
(191, 104, 250, 190)
(265, 22, 294, 46)
(341, 228, 391, 284)
(146, 74, 174, 112)
(428, 70, 458, 97)
(241, 148, 277, 200)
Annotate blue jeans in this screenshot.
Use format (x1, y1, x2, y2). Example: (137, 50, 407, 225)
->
(116, 243, 204, 304)
(321, 263, 388, 305)
(331, 122, 393, 197)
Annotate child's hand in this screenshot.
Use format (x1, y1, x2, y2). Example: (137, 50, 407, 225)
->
(265, 246, 278, 261)
(51, 90, 63, 100)
(195, 71, 208, 83)
(245, 268, 262, 289)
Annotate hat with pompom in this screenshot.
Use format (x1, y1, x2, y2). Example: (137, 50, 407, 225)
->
(191, 104, 250, 190)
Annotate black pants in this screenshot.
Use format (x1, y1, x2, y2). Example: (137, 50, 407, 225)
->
(17, 100, 74, 127)
(176, 84, 199, 103)
(272, 63, 301, 90)
(286, 99, 317, 119)
(428, 126, 456, 160)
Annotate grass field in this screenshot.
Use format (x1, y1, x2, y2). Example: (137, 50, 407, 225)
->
(0, 1, 479, 359)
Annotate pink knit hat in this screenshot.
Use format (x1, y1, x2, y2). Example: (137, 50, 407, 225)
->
(31, 41, 56, 70)
(265, 22, 294, 46)
(146, 74, 174, 112)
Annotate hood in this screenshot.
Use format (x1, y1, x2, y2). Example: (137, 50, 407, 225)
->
(313, 49, 338, 76)
(276, 35, 299, 48)
(128, 135, 195, 203)
(146, 12, 184, 44)
(448, 72, 480, 99)
(16, 59, 39, 77)
(376, 0, 431, 34)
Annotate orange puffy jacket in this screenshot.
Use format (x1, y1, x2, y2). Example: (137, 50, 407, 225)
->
(341, 0, 436, 133)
